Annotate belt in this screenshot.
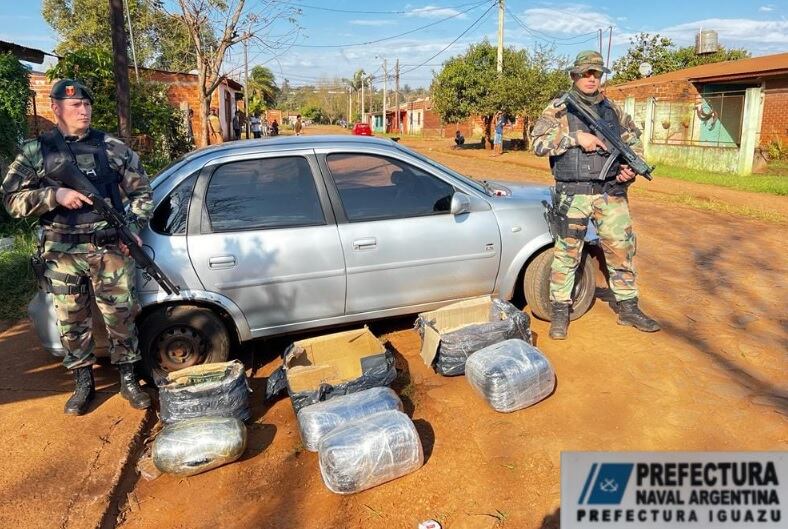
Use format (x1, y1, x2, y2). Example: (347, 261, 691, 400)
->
(555, 180, 620, 195)
(43, 227, 120, 246)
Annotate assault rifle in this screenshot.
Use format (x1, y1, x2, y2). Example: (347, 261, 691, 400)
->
(50, 160, 181, 295)
(554, 91, 654, 181)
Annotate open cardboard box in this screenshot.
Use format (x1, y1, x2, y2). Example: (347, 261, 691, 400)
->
(285, 327, 387, 394)
(418, 295, 504, 367)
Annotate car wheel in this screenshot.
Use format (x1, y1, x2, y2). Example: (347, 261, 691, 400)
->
(138, 305, 230, 384)
(523, 247, 595, 321)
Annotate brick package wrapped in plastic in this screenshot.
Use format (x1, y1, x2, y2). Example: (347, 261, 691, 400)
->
(416, 298, 531, 376)
(465, 339, 555, 413)
(159, 361, 251, 424)
(298, 387, 403, 451)
(152, 416, 247, 477)
(318, 410, 423, 494)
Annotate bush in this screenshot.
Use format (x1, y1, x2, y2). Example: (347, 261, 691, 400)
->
(767, 140, 786, 161)
(0, 51, 30, 165)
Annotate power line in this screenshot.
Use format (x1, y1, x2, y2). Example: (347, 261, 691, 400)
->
(290, 0, 492, 48)
(400, 1, 497, 75)
(506, 7, 600, 45)
(275, 0, 487, 15)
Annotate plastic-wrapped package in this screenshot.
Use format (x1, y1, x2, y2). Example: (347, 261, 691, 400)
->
(152, 416, 247, 476)
(318, 410, 423, 494)
(465, 339, 555, 413)
(159, 361, 250, 424)
(416, 297, 531, 376)
(265, 328, 397, 413)
(298, 387, 403, 451)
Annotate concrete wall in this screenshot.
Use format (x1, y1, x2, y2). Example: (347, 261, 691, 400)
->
(648, 144, 740, 173)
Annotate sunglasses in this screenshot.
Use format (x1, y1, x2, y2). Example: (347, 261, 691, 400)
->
(581, 70, 604, 79)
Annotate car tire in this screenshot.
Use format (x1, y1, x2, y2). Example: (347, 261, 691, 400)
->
(523, 247, 595, 321)
(138, 305, 230, 384)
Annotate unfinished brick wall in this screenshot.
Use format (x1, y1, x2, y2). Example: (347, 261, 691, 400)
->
(604, 79, 700, 101)
(761, 78, 788, 147)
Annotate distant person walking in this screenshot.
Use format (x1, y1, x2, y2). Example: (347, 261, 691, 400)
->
(491, 110, 505, 156)
(208, 107, 223, 145)
(232, 111, 241, 140)
(454, 130, 465, 148)
(250, 114, 262, 139)
(294, 115, 303, 136)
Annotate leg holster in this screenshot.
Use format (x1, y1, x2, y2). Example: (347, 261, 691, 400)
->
(31, 255, 90, 295)
(542, 188, 588, 240)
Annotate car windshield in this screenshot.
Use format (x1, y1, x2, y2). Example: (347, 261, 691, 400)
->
(394, 143, 489, 195)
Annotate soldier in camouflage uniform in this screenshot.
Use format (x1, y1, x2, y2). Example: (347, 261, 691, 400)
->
(532, 51, 660, 340)
(1, 79, 152, 414)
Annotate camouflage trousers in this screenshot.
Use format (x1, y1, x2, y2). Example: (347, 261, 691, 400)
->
(550, 192, 638, 304)
(42, 247, 141, 370)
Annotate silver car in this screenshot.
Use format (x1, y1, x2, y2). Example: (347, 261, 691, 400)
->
(29, 136, 597, 378)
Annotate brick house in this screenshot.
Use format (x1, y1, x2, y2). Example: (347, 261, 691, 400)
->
(27, 68, 244, 147)
(605, 53, 788, 151)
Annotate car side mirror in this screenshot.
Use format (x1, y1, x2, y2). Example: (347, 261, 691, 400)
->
(450, 192, 471, 215)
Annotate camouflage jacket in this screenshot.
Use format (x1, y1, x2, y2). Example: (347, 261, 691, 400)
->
(1, 129, 153, 242)
(532, 97, 643, 158)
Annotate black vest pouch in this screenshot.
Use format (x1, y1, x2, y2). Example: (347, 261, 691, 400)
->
(550, 100, 622, 184)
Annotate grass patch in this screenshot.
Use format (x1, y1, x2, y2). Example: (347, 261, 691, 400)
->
(0, 230, 38, 321)
(634, 189, 786, 223)
(653, 164, 788, 196)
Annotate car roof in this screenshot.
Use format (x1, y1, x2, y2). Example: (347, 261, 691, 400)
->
(182, 134, 394, 162)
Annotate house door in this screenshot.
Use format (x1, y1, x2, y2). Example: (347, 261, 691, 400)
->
(224, 91, 232, 140)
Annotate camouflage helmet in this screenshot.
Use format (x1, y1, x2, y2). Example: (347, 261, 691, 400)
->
(50, 79, 94, 103)
(569, 50, 610, 75)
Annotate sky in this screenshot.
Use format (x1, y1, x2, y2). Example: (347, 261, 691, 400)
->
(1, 0, 786, 89)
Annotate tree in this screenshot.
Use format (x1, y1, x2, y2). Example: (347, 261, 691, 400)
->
(248, 65, 279, 107)
(610, 32, 750, 84)
(164, 0, 300, 145)
(0, 52, 30, 169)
(431, 40, 569, 147)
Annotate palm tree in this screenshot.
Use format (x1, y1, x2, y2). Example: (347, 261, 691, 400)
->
(248, 65, 279, 107)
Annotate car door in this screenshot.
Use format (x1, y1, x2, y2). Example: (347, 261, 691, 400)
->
(319, 150, 501, 314)
(187, 151, 346, 333)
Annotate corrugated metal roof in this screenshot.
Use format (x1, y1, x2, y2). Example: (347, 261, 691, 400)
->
(607, 52, 788, 89)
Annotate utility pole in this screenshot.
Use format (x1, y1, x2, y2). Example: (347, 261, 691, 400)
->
(605, 25, 613, 83)
(383, 58, 387, 132)
(395, 58, 400, 133)
(599, 28, 603, 55)
(122, 0, 138, 81)
(347, 86, 352, 125)
(497, 0, 504, 73)
(243, 21, 251, 138)
(109, 0, 131, 141)
(368, 76, 373, 123)
(361, 77, 365, 122)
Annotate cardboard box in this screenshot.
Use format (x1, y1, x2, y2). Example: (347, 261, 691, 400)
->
(418, 295, 504, 367)
(285, 327, 387, 394)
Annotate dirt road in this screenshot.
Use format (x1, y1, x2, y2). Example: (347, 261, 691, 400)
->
(2, 127, 784, 529)
(113, 130, 786, 529)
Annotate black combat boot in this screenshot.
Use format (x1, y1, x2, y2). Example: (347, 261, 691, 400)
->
(118, 363, 152, 410)
(617, 298, 661, 332)
(549, 302, 570, 340)
(64, 366, 95, 415)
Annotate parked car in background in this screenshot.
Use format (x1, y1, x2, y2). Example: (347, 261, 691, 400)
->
(352, 122, 373, 136)
(29, 136, 597, 379)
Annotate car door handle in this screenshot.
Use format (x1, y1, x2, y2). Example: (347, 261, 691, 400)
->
(352, 238, 377, 250)
(209, 255, 237, 269)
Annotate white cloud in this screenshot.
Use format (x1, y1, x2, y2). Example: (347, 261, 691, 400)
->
(520, 4, 616, 35)
(406, 5, 465, 19)
(349, 19, 396, 26)
(758, 5, 774, 12)
(660, 18, 788, 45)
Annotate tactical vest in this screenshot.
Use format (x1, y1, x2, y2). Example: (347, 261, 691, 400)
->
(39, 128, 124, 226)
(550, 99, 621, 182)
